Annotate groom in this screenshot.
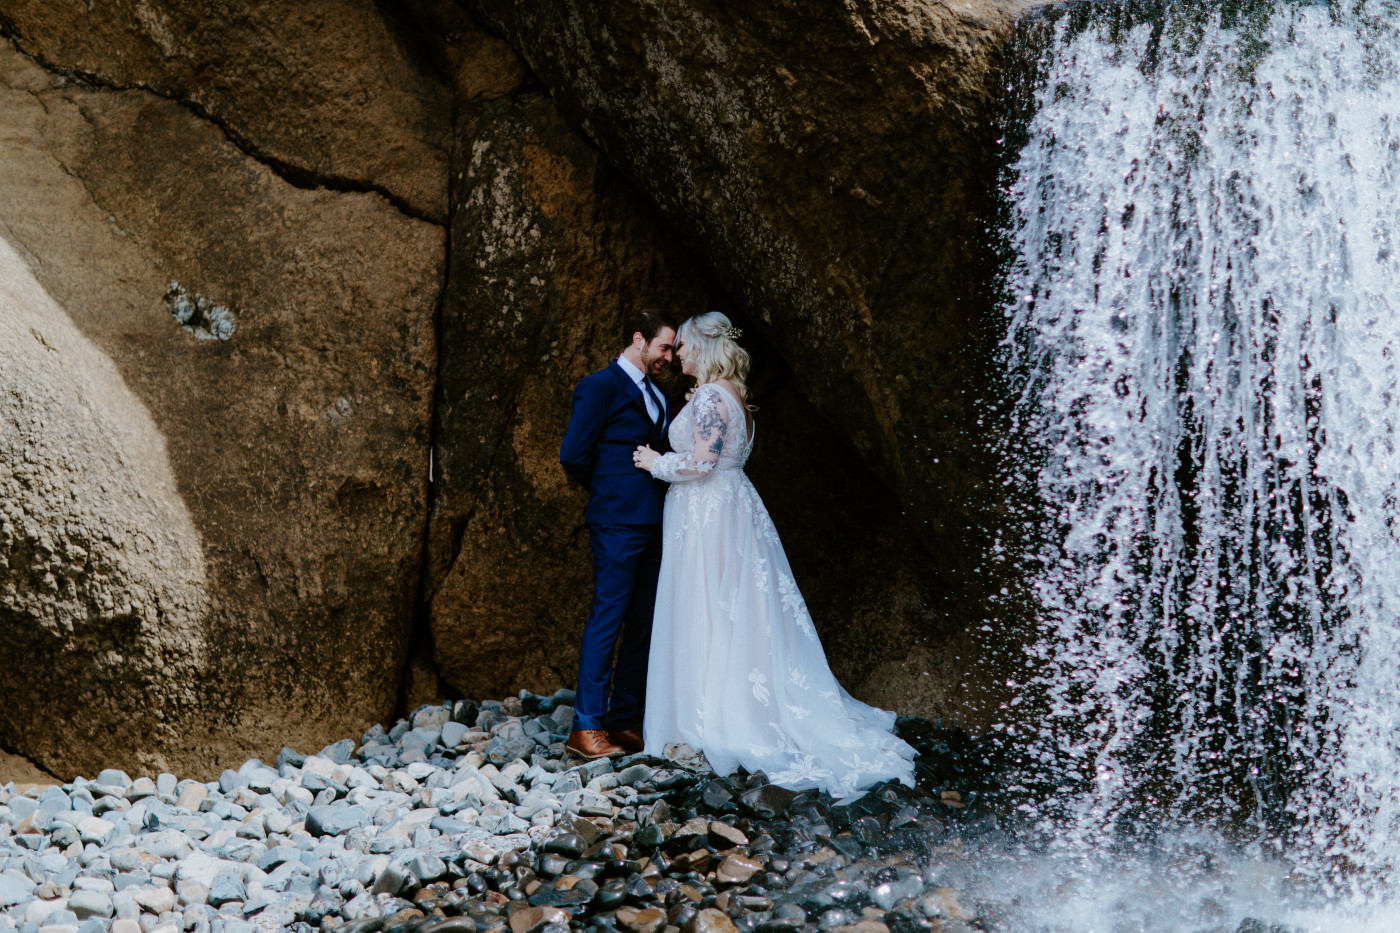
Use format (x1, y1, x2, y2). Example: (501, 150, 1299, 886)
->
(559, 308, 677, 758)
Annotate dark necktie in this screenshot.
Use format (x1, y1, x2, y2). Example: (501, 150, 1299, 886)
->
(643, 376, 666, 432)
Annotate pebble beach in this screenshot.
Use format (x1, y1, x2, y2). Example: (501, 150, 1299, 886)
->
(0, 692, 1002, 933)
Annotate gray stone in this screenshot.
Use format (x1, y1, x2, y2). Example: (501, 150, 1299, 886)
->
(76, 816, 115, 845)
(94, 770, 132, 794)
(408, 854, 446, 884)
(208, 873, 246, 907)
(68, 891, 114, 919)
(242, 769, 279, 792)
(369, 861, 412, 896)
(0, 872, 35, 906)
(305, 806, 370, 838)
(39, 788, 72, 815)
(127, 779, 157, 801)
(440, 723, 468, 749)
(256, 847, 299, 872)
(218, 771, 248, 795)
(156, 774, 178, 798)
(485, 736, 536, 767)
(8, 797, 40, 821)
(319, 740, 355, 765)
(616, 765, 653, 787)
(274, 749, 305, 772)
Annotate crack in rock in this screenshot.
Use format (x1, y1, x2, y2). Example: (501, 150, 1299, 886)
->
(0, 29, 445, 228)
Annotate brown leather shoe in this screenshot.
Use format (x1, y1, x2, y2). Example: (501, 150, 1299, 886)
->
(567, 729, 623, 759)
(608, 726, 644, 754)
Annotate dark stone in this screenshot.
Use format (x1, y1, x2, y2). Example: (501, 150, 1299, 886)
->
(529, 887, 593, 908)
(624, 876, 656, 905)
(422, 920, 478, 933)
(849, 817, 884, 845)
(829, 794, 890, 832)
(632, 824, 665, 849)
(753, 919, 803, 933)
(543, 833, 587, 859)
(596, 881, 628, 911)
(739, 786, 798, 820)
(883, 910, 930, 933)
(701, 781, 736, 811)
(276, 747, 306, 770)
(339, 920, 387, 933)
(537, 854, 572, 877)
(825, 837, 864, 860)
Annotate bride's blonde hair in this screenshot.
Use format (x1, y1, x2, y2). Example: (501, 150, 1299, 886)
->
(679, 312, 753, 404)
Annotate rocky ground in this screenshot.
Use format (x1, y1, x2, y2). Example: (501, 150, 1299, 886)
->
(0, 694, 1015, 933)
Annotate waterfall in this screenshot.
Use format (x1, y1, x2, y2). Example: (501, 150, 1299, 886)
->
(998, 0, 1400, 891)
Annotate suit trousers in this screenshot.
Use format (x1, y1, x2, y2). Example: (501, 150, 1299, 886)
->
(574, 522, 662, 732)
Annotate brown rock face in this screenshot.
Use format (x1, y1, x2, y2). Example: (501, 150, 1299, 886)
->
(0, 0, 450, 220)
(462, 0, 1050, 716)
(0, 25, 443, 777)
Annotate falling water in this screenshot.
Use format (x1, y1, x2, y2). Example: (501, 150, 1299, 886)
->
(997, 0, 1400, 906)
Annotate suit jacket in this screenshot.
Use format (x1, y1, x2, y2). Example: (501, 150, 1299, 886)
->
(560, 361, 673, 525)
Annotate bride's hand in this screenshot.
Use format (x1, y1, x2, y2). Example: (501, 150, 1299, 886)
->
(634, 445, 660, 472)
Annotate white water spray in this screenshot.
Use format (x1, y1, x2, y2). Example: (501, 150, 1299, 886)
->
(999, 0, 1400, 895)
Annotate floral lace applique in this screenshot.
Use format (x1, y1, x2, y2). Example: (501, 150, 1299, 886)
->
(749, 669, 770, 706)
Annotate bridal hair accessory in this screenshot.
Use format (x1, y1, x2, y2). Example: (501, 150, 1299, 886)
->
(720, 324, 743, 340)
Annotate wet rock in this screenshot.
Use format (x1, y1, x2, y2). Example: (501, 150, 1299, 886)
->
(739, 786, 798, 820)
(616, 906, 668, 933)
(508, 906, 569, 933)
(830, 923, 890, 933)
(708, 822, 748, 850)
(913, 889, 973, 922)
(715, 856, 763, 886)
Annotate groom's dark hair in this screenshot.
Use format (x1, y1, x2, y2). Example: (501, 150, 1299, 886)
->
(622, 307, 677, 346)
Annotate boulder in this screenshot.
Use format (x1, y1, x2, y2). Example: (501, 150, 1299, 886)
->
(462, 0, 1052, 719)
(0, 0, 450, 221)
(0, 32, 443, 778)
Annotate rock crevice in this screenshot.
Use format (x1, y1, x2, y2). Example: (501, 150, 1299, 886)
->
(0, 30, 444, 226)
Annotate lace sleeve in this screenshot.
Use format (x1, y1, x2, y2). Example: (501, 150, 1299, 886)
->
(650, 384, 729, 484)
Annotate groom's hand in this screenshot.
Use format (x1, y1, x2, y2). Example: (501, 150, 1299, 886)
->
(634, 445, 660, 472)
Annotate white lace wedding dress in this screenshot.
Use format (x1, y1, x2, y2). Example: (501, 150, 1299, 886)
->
(642, 382, 916, 796)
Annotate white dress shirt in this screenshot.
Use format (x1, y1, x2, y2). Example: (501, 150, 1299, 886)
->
(617, 354, 665, 424)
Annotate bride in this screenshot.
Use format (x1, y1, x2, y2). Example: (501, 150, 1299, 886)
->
(632, 312, 915, 796)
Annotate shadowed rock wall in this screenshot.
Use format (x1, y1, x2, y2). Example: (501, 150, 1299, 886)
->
(461, 0, 1047, 669)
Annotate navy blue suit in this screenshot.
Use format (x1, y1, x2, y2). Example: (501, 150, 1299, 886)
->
(560, 360, 671, 731)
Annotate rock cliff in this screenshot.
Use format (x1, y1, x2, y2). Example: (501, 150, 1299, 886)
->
(0, 0, 1046, 777)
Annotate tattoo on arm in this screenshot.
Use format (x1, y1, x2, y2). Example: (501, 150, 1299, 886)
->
(696, 403, 727, 458)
